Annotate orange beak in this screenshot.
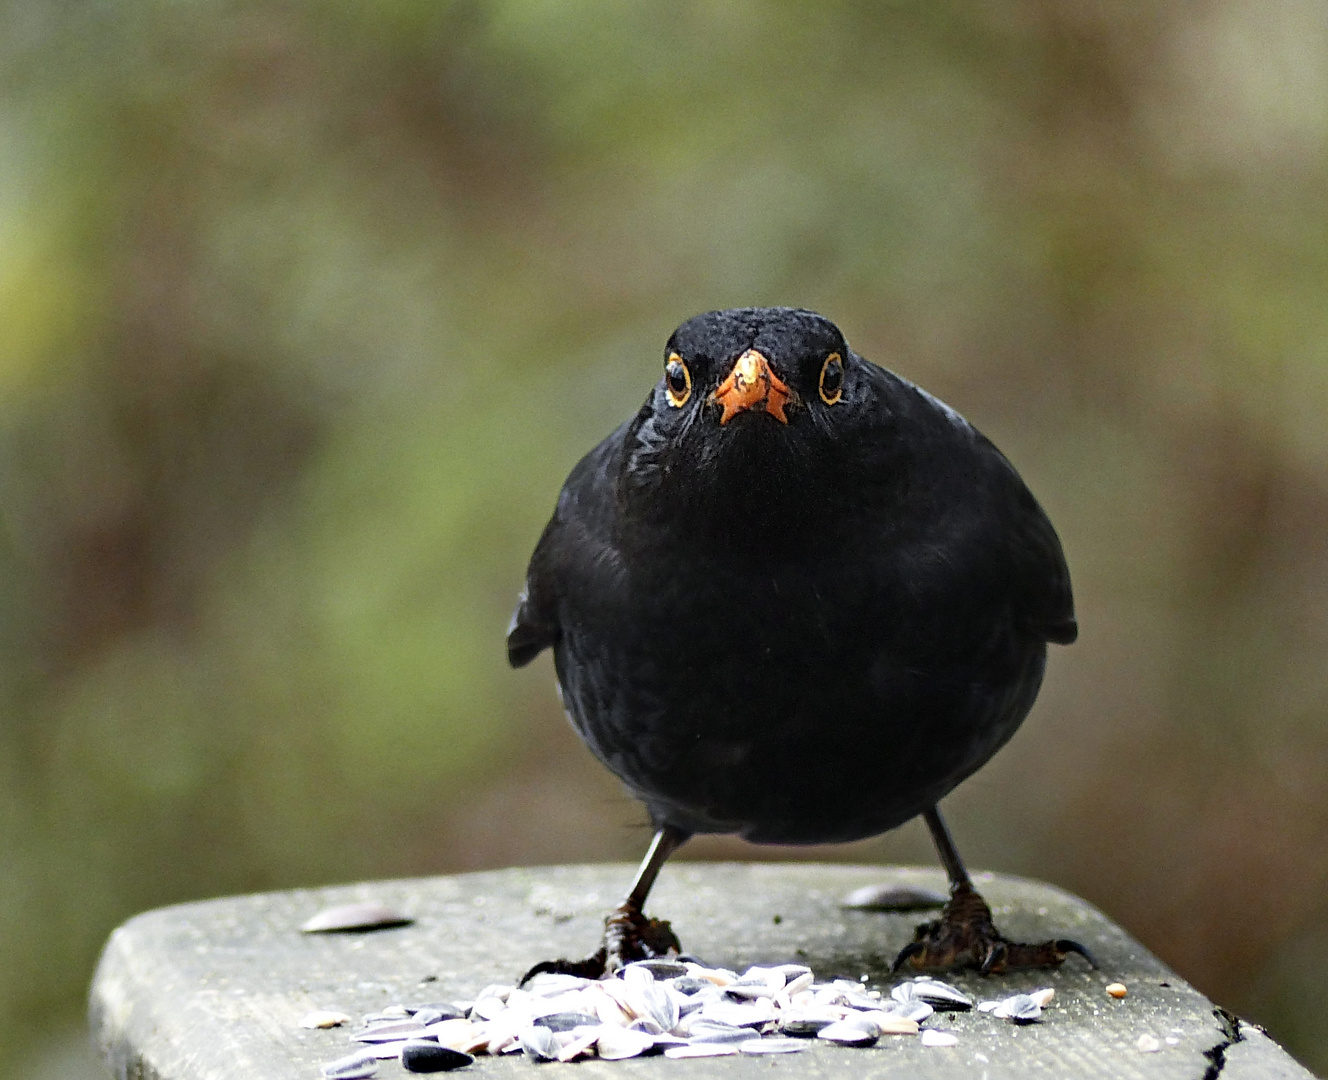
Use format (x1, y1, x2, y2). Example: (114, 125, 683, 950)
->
(710, 349, 792, 424)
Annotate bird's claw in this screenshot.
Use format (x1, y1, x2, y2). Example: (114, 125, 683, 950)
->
(519, 950, 609, 984)
(891, 883, 1095, 974)
(993, 937, 1096, 971)
(519, 902, 682, 986)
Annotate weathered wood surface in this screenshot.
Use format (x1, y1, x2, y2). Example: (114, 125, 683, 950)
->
(89, 863, 1312, 1080)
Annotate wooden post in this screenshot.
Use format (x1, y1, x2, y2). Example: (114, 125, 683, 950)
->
(90, 863, 1312, 1079)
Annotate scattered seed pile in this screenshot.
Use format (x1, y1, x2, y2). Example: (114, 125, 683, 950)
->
(310, 960, 1058, 1076)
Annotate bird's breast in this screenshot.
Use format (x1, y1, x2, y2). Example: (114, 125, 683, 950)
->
(551, 529, 1045, 843)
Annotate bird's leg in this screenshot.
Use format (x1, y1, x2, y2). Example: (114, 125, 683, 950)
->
(891, 806, 1095, 974)
(519, 825, 689, 985)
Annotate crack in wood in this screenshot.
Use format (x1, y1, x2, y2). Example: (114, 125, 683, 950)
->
(1200, 1007, 1243, 1080)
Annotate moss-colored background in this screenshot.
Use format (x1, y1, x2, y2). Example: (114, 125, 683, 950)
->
(4, 1, 1328, 1074)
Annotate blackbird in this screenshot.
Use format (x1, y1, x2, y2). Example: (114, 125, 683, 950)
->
(508, 306, 1089, 979)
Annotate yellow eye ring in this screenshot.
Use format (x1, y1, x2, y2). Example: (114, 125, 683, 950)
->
(665, 353, 692, 407)
(819, 352, 844, 405)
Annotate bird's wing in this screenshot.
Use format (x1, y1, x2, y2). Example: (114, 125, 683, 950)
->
(507, 526, 562, 668)
(998, 471, 1077, 645)
(886, 371, 1077, 648)
(506, 423, 630, 668)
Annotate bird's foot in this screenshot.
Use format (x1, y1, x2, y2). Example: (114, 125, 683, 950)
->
(519, 901, 682, 985)
(892, 882, 1094, 974)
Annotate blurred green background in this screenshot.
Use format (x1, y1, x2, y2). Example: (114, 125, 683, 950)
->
(4, 0, 1328, 1074)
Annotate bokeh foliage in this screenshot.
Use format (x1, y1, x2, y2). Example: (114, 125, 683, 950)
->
(3, 0, 1328, 1074)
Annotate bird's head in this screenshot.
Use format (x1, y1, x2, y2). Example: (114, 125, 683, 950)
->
(658, 307, 852, 427)
(624, 307, 869, 540)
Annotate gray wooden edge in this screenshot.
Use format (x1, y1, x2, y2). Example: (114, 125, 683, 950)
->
(89, 862, 1314, 1080)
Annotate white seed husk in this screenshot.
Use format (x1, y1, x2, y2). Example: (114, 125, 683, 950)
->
(921, 1029, 959, 1048)
(596, 1025, 657, 1060)
(301, 1011, 353, 1029)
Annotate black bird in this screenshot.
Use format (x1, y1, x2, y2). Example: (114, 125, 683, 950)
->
(508, 307, 1088, 979)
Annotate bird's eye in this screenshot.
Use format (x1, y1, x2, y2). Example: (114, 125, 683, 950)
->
(819, 353, 844, 405)
(665, 354, 692, 407)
